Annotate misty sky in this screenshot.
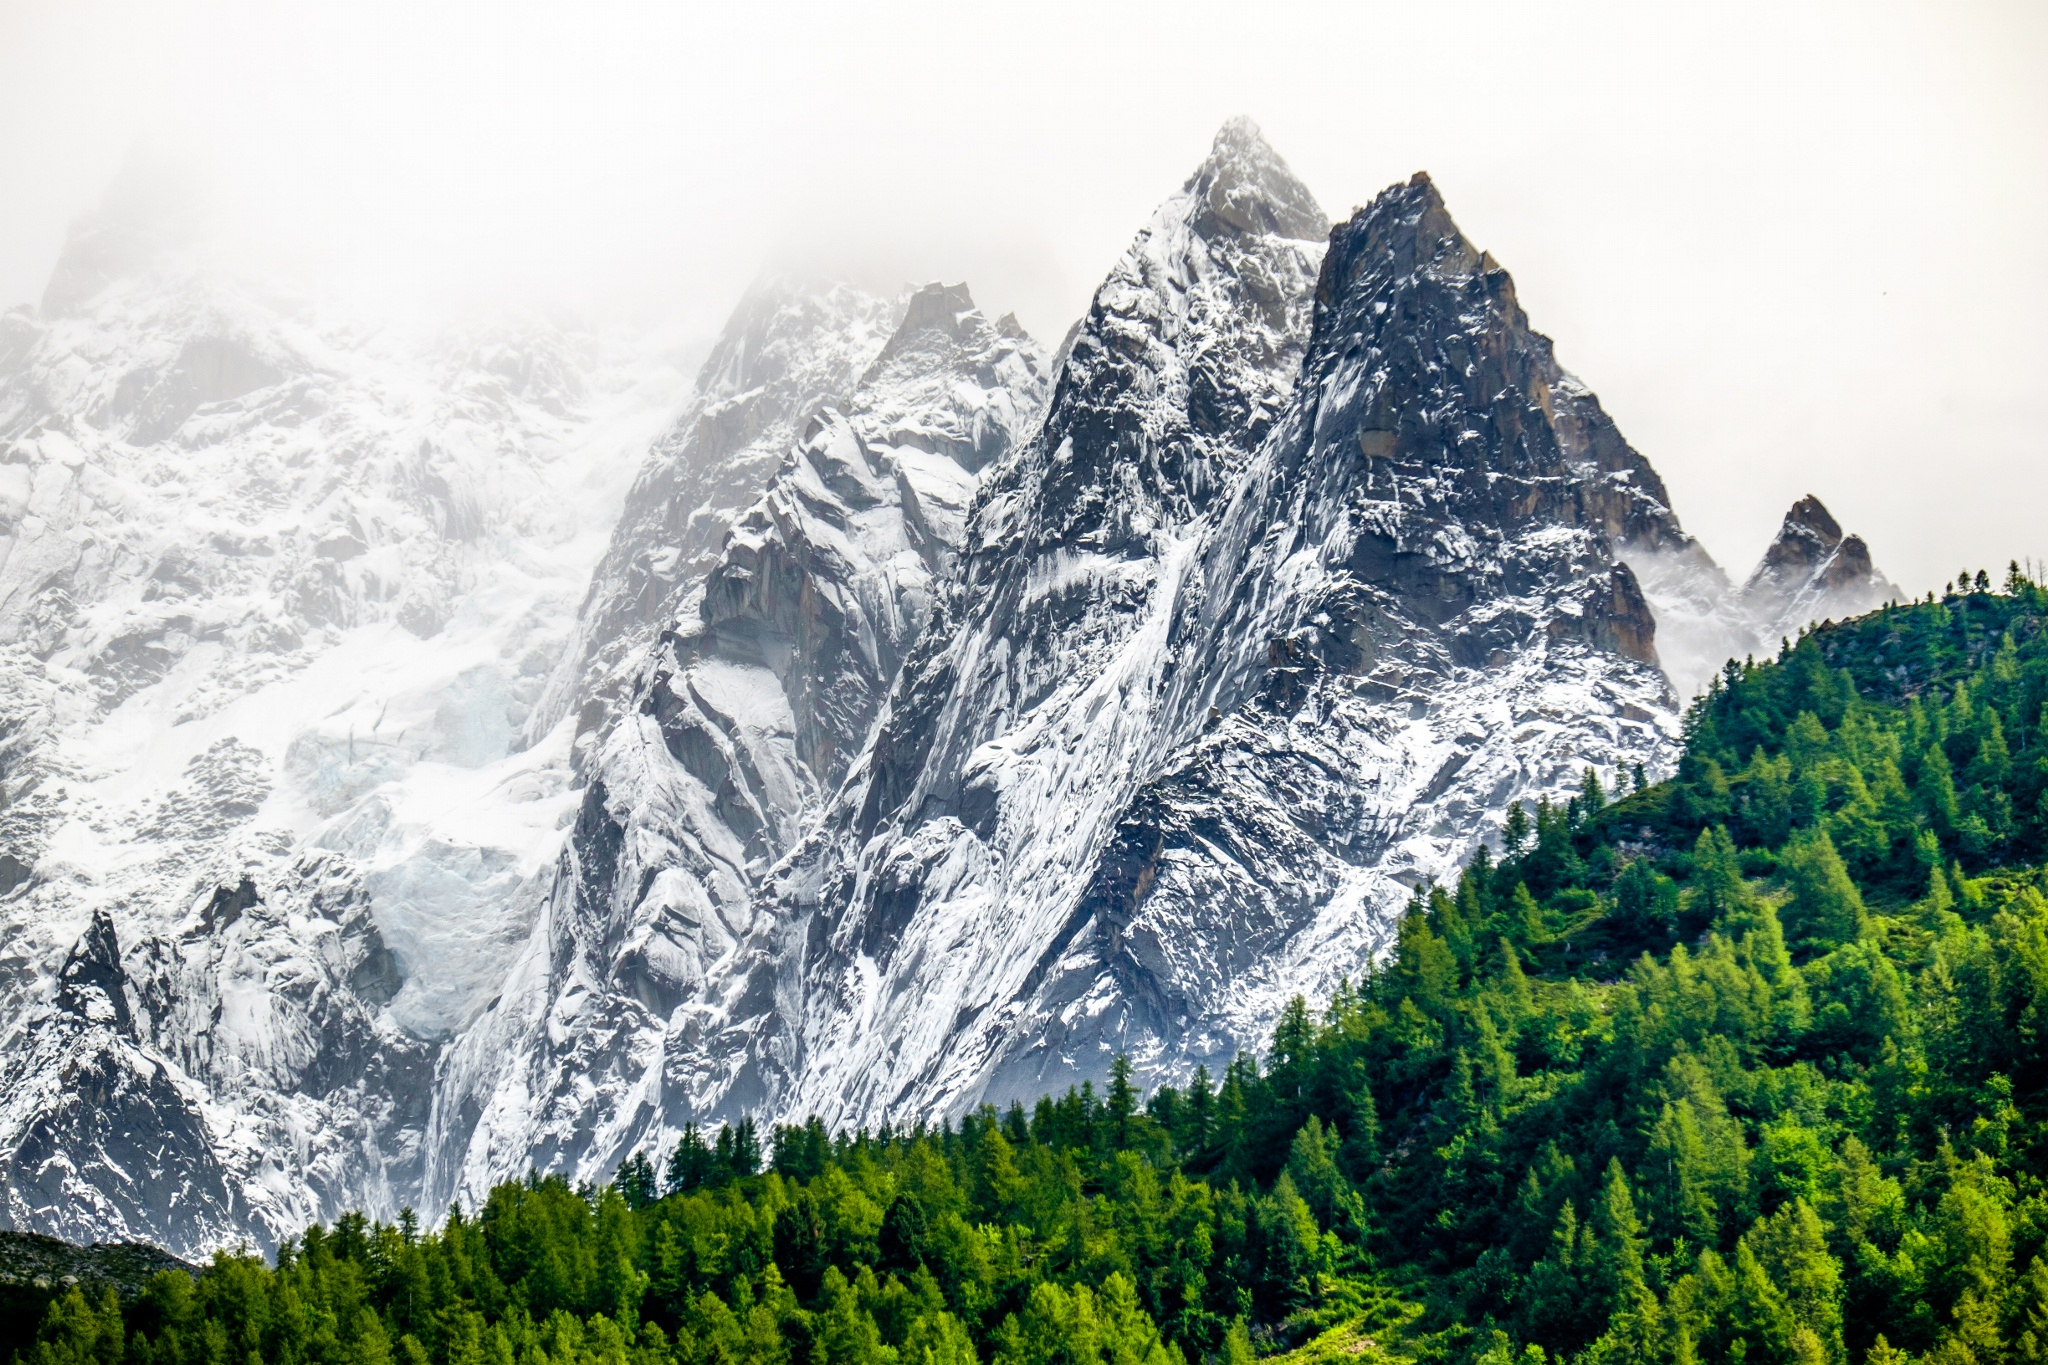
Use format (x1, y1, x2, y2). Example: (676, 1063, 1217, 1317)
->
(3, 0, 2043, 598)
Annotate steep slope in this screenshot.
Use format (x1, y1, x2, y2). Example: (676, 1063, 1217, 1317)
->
(424, 285, 1049, 1208)
(0, 175, 693, 1255)
(531, 279, 902, 748)
(770, 165, 1694, 1124)
(0, 132, 1917, 1254)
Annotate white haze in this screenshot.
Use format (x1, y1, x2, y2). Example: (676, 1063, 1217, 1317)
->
(2, 0, 2044, 597)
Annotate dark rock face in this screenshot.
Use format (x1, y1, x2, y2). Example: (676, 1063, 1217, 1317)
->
(1748, 495, 1892, 605)
(125, 338, 286, 445)
(55, 913, 132, 1035)
(691, 283, 1051, 791)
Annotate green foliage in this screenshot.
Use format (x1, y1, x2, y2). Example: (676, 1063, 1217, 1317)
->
(18, 587, 2048, 1365)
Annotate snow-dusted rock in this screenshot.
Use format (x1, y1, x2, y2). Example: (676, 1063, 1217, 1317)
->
(1741, 494, 1900, 646)
(424, 283, 1049, 1209)
(0, 169, 692, 1254)
(531, 279, 904, 749)
(769, 164, 1690, 1125)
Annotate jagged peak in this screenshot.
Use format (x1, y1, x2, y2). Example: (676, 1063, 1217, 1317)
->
(1184, 117, 1327, 242)
(57, 909, 133, 1035)
(866, 282, 990, 365)
(856, 280, 1042, 394)
(1744, 493, 1898, 613)
(1750, 494, 1849, 584)
(1318, 172, 1489, 315)
(1780, 493, 1844, 544)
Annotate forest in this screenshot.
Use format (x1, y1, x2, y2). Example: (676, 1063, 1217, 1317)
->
(11, 570, 2048, 1365)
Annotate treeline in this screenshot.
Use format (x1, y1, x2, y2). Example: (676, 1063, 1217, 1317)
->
(14, 575, 2048, 1365)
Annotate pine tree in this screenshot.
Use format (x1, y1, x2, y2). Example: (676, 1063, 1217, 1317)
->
(666, 1123, 716, 1194)
(1779, 826, 1869, 951)
(1106, 1055, 1137, 1151)
(615, 1151, 658, 1209)
(1503, 801, 1530, 857)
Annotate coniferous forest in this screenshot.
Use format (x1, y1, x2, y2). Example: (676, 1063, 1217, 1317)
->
(14, 574, 2048, 1365)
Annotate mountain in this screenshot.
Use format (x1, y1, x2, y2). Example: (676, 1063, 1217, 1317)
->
(0, 170, 694, 1252)
(770, 163, 1693, 1124)
(0, 125, 1907, 1255)
(529, 278, 904, 749)
(42, 580, 2041, 1365)
(1741, 493, 1899, 644)
(424, 282, 1050, 1209)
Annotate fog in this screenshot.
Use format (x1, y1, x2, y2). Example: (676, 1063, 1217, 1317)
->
(3, 0, 2043, 595)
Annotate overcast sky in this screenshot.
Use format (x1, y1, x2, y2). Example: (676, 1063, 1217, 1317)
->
(2, 0, 2043, 595)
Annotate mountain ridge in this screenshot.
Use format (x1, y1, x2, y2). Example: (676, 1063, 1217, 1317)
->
(0, 120, 1909, 1255)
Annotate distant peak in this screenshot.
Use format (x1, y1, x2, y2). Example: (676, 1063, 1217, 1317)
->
(895, 281, 980, 338)
(1744, 493, 1897, 613)
(861, 279, 1036, 393)
(1210, 115, 1275, 161)
(1780, 494, 1843, 545)
(1187, 117, 1327, 242)
(40, 150, 208, 316)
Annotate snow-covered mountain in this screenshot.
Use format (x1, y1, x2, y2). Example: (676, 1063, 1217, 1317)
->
(0, 169, 695, 1251)
(530, 279, 905, 749)
(0, 124, 1903, 1255)
(767, 162, 1696, 1124)
(424, 281, 1051, 1210)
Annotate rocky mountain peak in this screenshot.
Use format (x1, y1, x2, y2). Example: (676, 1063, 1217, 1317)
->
(960, 121, 1328, 578)
(878, 281, 978, 348)
(1191, 117, 1328, 242)
(1780, 492, 1843, 542)
(1751, 493, 1869, 590)
(1743, 494, 1897, 638)
(533, 276, 901, 746)
(56, 911, 132, 1035)
(849, 282, 1045, 473)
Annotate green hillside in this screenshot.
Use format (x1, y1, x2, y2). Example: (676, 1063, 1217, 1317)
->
(14, 576, 2048, 1365)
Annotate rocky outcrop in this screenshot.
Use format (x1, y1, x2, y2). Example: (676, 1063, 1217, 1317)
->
(532, 279, 904, 749)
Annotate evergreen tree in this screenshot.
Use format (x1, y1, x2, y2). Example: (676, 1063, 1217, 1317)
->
(1779, 826, 1869, 952)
